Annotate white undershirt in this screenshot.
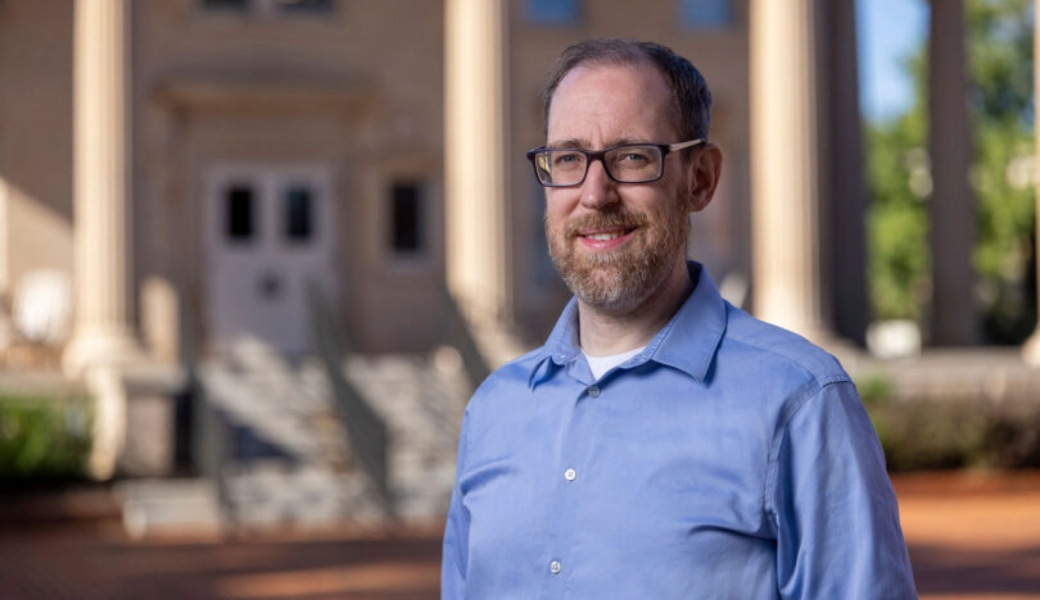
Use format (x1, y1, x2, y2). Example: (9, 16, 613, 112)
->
(583, 345, 646, 380)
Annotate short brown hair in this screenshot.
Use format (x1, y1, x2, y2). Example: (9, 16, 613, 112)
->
(542, 38, 713, 142)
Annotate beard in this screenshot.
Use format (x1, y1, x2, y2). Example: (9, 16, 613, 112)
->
(546, 198, 690, 314)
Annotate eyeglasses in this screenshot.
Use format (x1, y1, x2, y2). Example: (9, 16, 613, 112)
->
(525, 139, 705, 187)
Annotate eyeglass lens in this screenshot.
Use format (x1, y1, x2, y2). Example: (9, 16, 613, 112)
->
(534, 145, 664, 186)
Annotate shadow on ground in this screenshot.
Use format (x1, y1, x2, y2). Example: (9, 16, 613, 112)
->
(0, 528, 444, 600)
(909, 542, 1040, 596)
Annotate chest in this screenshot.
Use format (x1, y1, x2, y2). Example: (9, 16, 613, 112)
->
(460, 376, 777, 595)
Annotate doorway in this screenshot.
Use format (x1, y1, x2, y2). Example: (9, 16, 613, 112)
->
(205, 163, 336, 357)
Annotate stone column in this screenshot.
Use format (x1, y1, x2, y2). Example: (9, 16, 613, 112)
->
(0, 177, 12, 351)
(1022, 0, 1040, 364)
(928, 0, 976, 346)
(749, 0, 828, 341)
(63, 0, 142, 376)
(0, 176, 7, 294)
(444, 0, 511, 325)
(820, 0, 869, 345)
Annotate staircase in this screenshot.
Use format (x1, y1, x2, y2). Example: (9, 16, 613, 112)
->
(117, 338, 469, 536)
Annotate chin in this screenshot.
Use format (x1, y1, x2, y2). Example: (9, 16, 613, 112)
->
(566, 262, 651, 311)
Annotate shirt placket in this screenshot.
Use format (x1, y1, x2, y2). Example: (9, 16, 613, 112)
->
(539, 370, 601, 599)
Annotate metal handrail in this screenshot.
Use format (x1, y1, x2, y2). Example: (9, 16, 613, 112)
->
(306, 281, 393, 517)
(439, 283, 492, 391)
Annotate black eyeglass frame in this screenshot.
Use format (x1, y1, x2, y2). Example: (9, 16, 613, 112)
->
(525, 138, 706, 188)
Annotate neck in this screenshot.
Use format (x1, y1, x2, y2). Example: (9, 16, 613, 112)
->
(578, 259, 694, 356)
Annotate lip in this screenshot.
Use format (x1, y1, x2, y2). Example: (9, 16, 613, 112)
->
(577, 226, 636, 251)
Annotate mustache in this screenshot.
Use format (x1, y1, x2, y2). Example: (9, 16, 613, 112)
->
(563, 208, 650, 238)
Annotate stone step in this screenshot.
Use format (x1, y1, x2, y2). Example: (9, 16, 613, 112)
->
(181, 347, 467, 533)
(114, 478, 222, 539)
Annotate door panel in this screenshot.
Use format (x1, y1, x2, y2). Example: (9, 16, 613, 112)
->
(206, 164, 335, 356)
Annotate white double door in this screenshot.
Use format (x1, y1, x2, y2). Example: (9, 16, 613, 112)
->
(205, 164, 336, 357)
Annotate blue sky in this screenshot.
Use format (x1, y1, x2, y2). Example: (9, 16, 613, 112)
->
(856, 0, 929, 123)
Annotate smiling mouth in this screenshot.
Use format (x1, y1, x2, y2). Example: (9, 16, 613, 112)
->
(581, 228, 634, 241)
(564, 209, 648, 246)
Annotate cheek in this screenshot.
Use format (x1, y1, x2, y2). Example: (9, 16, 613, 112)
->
(544, 191, 578, 225)
(656, 188, 692, 218)
(543, 206, 565, 245)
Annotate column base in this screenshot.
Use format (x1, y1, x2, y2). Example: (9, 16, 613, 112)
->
(62, 326, 146, 378)
(765, 314, 837, 349)
(83, 365, 126, 480)
(758, 310, 868, 369)
(1022, 329, 1040, 366)
(64, 327, 151, 481)
(82, 361, 187, 480)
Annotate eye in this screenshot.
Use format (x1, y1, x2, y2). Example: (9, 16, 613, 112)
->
(618, 149, 652, 164)
(552, 151, 584, 168)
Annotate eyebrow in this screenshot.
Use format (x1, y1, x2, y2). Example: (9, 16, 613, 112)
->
(545, 136, 653, 149)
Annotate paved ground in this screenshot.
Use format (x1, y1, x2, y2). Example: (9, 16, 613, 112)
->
(1, 470, 1039, 599)
(894, 470, 1040, 600)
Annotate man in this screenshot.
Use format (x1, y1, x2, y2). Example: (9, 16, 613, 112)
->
(442, 39, 916, 599)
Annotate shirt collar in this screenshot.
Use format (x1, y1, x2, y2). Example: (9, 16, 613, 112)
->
(527, 261, 728, 388)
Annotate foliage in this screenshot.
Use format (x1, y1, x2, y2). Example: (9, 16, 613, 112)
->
(0, 391, 92, 482)
(968, 0, 1037, 342)
(858, 371, 1040, 471)
(865, 0, 1037, 341)
(866, 113, 929, 320)
(856, 373, 897, 405)
(864, 395, 1040, 471)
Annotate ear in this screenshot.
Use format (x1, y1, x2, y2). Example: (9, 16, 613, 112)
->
(684, 143, 723, 213)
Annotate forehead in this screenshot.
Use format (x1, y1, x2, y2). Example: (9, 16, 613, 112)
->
(547, 62, 675, 144)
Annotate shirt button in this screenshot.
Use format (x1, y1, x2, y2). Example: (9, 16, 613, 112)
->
(549, 560, 562, 574)
(587, 385, 600, 398)
(564, 468, 577, 481)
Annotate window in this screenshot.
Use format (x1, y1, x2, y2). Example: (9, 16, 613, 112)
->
(275, 0, 334, 14)
(200, 0, 334, 16)
(526, 0, 579, 25)
(390, 182, 424, 254)
(225, 185, 256, 243)
(679, 0, 733, 29)
(283, 184, 314, 243)
(201, 0, 249, 11)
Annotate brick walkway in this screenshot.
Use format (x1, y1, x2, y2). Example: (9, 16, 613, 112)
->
(894, 470, 1040, 600)
(1, 471, 1039, 599)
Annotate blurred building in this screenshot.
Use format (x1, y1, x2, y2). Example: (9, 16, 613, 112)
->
(0, 0, 781, 365)
(0, 0, 1032, 484)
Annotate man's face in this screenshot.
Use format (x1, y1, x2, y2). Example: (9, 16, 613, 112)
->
(544, 63, 694, 315)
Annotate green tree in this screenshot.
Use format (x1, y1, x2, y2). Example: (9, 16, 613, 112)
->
(967, 0, 1036, 342)
(866, 45, 930, 321)
(866, 0, 1036, 342)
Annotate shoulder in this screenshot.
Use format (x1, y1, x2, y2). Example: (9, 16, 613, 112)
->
(458, 346, 555, 465)
(466, 345, 548, 411)
(719, 303, 852, 395)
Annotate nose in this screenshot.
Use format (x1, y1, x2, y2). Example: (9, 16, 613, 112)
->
(579, 156, 619, 210)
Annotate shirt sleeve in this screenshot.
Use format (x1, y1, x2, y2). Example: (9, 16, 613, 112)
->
(770, 380, 918, 599)
(441, 408, 471, 600)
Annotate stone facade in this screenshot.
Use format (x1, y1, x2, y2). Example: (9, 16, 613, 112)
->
(0, 1, 1022, 477)
(0, 0, 759, 362)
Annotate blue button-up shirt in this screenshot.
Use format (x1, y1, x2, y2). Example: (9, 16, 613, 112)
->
(442, 264, 916, 599)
